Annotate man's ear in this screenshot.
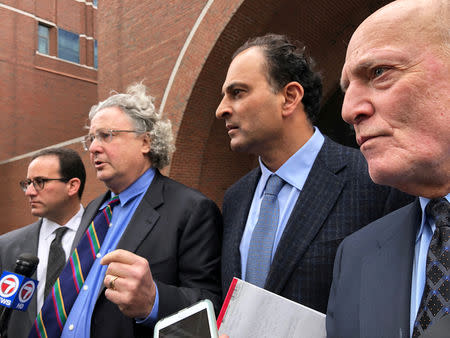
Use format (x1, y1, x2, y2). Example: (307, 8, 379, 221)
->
(282, 81, 304, 117)
(67, 178, 81, 197)
(141, 132, 151, 155)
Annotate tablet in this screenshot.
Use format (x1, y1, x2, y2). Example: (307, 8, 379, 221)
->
(153, 299, 219, 338)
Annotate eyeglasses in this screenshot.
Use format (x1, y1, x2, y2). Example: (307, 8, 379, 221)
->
(19, 177, 69, 192)
(81, 129, 143, 151)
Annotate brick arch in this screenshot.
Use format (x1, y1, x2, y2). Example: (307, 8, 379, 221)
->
(167, 0, 288, 203)
(168, 0, 392, 206)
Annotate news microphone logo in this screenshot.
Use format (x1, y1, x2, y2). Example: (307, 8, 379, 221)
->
(0, 271, 38, 311)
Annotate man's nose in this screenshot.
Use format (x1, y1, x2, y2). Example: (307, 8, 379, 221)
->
(216, 97, 231, 119)
(341, 84, 374, 125)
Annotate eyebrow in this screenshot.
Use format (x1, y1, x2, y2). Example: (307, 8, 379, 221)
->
(222, 82, 248, 95)
(340, 60, 376, 91)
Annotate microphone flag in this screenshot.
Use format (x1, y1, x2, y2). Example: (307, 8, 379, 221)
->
(0, 271, 38, 311)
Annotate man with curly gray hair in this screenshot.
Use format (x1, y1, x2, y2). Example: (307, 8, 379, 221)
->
(32, 83, 222, 338)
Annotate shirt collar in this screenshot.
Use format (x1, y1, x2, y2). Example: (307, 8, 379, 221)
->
(103, 167, 155, 209)
(41, 204, 84, 240)
(257, 127, 324, 197)
(416, 193, 450, 241)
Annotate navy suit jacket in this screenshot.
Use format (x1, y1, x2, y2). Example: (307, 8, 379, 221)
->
(221, 137, 414, 313)
(326, 200, 422, 337)
(79, 170, 222, 338)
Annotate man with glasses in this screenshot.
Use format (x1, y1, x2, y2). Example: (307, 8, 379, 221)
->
(0, 148, 87, 338)
(33, 83, 222, 338)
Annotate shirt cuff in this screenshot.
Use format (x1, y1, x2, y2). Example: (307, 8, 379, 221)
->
(135, 282, 159, 326)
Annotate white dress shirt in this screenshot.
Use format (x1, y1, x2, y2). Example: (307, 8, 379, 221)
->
(36, 205, 84, 311)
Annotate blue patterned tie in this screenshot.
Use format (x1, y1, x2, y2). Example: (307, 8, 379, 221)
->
(413, 198, 450, 337)
(30, 195, 120, 338)
(246, 174, 285, 287)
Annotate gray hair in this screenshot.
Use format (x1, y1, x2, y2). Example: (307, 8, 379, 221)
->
(88, 83, 175, 169)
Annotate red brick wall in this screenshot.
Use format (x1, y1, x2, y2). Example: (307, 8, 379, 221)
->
(0, 0, 97, 160)
(0, 0, 392, 234)
(0, 0, 98, 233)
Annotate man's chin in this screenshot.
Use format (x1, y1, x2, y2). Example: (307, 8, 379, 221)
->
(96, 170, 112, 182)
(229, 139, 248, 153)
(30, 210, 45, 218)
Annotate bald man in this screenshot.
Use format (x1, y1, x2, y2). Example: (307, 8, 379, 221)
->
(326, 0, 450, 337)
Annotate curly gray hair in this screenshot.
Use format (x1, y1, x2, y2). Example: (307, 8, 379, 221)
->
(88, 83, 175, 169)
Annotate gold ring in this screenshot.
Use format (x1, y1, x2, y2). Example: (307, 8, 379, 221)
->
(109, 276, 119, 290)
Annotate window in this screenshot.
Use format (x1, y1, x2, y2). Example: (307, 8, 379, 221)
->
(58, 29, 79, 63)
(93, 0, 98, 7)
(38, 24, 50, 54)
(94, 39, 98, 68)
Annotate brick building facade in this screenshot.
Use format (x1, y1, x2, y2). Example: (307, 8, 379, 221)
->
(0, 0, 390, 234)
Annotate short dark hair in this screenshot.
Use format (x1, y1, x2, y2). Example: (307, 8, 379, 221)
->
(233, 33, 322, 123)
(32, 148, 86, 198)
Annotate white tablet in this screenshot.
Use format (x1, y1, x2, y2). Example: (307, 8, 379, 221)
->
(153, 299, 219, 338)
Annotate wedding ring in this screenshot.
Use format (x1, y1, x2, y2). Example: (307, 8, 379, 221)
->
(109, 275, 119, 290)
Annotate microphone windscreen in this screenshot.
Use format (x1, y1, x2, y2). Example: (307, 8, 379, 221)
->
(14, 253, 39, 277)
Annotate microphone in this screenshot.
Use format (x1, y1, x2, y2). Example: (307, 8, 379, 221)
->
(0, 253, 39, 338)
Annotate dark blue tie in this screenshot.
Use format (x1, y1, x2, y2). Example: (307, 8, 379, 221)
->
(413, 198, 450, 337)
(246, 175, 285, 287)
(30, 195, 120, 338)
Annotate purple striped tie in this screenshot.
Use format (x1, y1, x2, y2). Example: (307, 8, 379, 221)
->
(29, 195, 120, 338)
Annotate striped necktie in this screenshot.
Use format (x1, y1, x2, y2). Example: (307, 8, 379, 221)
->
(30, 195, 120, 338)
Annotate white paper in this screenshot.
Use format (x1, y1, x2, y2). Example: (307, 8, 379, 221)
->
(218, 279, 326, 338)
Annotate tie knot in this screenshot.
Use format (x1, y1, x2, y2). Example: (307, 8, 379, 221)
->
(54, 227, 68, 241)
(264, 175, 285, 196)
(426, 198, 450, 228)
(108, 195, 120, 208)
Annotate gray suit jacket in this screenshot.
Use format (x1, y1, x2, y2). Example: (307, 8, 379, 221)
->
(221, 137, 414, 313)
(326, 200, 422, 337)
(0, 212, 89, 338)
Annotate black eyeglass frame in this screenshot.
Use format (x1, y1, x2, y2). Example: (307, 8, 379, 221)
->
(81, 129, 144, 151)
(19, 177, 70, 192)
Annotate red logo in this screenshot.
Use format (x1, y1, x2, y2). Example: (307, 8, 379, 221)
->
(0, 274, 19, 298)
(19, 280, 36, 303)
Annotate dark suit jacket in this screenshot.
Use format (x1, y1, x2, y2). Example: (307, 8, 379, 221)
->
(221, 137, 414, 313)
(78, 170, 223, 338)
(326, 200, 421, 337)
(0, 213, 89, 338)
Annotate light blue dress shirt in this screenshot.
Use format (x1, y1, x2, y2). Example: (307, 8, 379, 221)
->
(410, 193, 450, 336)
(240, 128, 325, 280)
(62, 168, 156, 337)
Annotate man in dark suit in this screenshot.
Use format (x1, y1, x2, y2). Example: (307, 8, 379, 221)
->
(326, 0, 449, 336)
(216, 34, 414, 314)
(0, 148, 87, 338)
(31, 84, 222, 338)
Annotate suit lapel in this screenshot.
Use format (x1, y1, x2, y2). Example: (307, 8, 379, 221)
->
(266, 138, 345, 293)
(95, 171, 163, 297)
(115, 171, 163, 252)
(26, 221, 42, 325)
(228, 168, 260, 281)
(360, 200, 420, 337)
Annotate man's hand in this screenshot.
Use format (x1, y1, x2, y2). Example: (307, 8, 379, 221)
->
(101, 249, 156, 318)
